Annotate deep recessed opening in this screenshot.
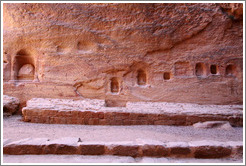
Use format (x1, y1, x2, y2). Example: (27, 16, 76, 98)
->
(163, 72, 171, 80)
(210, 65, 218, 75)
(3, 106, 7, 113)
(14, 50, 35, 80)
(226, 64, 236, 76)
(137, 69, 147, 85)
(57, 46, 62, 52)
(18, 64, 35, 80)
(110, 77, 119, 93)
(3, 60, 7, 63)
(195, 63, 205, 77)
(77, 41, 82, 50)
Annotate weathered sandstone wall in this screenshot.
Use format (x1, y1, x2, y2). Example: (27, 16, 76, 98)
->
(3, 3, 243, 110)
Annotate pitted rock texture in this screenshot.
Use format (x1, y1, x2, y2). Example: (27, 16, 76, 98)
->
(3, 3, 243, 111)
(3, 95, 20, 116)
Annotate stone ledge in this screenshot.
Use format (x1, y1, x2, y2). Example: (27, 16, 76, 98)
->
(22, 108, 243, 126)
(22, 98, 243, 126)
(3, 138, 243, 159)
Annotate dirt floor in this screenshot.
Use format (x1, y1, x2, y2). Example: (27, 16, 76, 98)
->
(3, 115, 244, 164)
(3, 155, 243, 163)
(3, 115, 243, 143)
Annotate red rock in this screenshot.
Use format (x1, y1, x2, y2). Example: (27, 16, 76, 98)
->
(194, 146, 232, 159)
(4, 145, 43, 155)
(110, 145, 140, 157)
(98, 112, 104, 119)
(79, 144, 105, 155)
(55, 144, 79, 154)
(141, 145, 168, 157)
(43, 144, 57, 154)
(170, 147, 191, 155)
(3, 3, 243, 113)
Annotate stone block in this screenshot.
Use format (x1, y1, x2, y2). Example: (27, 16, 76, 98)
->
(123, 120, 132, 125)
(110, 145, 140, 157)
(23, 116, 31, 122)
(71, 111, 79, 117)
(98, 119, 107, 125)
(58, 117, 67, 124)
(141, 145, 168, 157)
(91, 112, 99, 118)
(4, 145, 43, 155)
(71, 117, 79, 124)
(194, 146, 232, 158)
(147, 114, 159, 121)
(98, 112, 104, 119)
(104, 112, 113, 119)
(154, 120, 166, 125)
(78, 111, 86, 118)
(84, 111, 92, 118)
(43, 144, 57, 154)
(55, 144, 79, 154)
(66, 117, 73, 124)
(88, 118, 99, 125)
(77, 118, 85, 124)
(79, 144, 105, 155)
(170, 147, 191, 155)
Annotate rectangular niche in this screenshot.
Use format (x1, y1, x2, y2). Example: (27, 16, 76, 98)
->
(174, 61, 193, 77)
(137, 69, 147, 85)
(110, 77, 120, 93)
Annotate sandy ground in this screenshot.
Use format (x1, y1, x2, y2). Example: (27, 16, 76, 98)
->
(3, 155, 243, 163)
(3, 115, 244, 164)
(3, 115, 243, 142)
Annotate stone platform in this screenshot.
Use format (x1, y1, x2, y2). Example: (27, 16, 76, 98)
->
(3, 138, 243, 159)
(22, 98, 243, 126)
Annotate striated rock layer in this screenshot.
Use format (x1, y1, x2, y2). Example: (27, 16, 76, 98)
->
(3, 3, 243, 111)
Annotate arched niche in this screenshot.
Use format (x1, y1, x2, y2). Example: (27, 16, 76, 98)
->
(18, 64, 35, 80)
(225, 64, 236, 76)
(137, 69, 147, 85)
(110, 77, 119, 93)
(195, 63, 206, 77)
(13, 49, 35, 81)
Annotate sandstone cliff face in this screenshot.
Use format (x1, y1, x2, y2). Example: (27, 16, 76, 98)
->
(3, 3, 243, 108)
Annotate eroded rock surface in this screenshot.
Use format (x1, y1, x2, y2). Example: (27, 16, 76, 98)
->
(3, 3, 243, 111)
(193, 121, 233, 130)
(3, 95, 20, 116)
